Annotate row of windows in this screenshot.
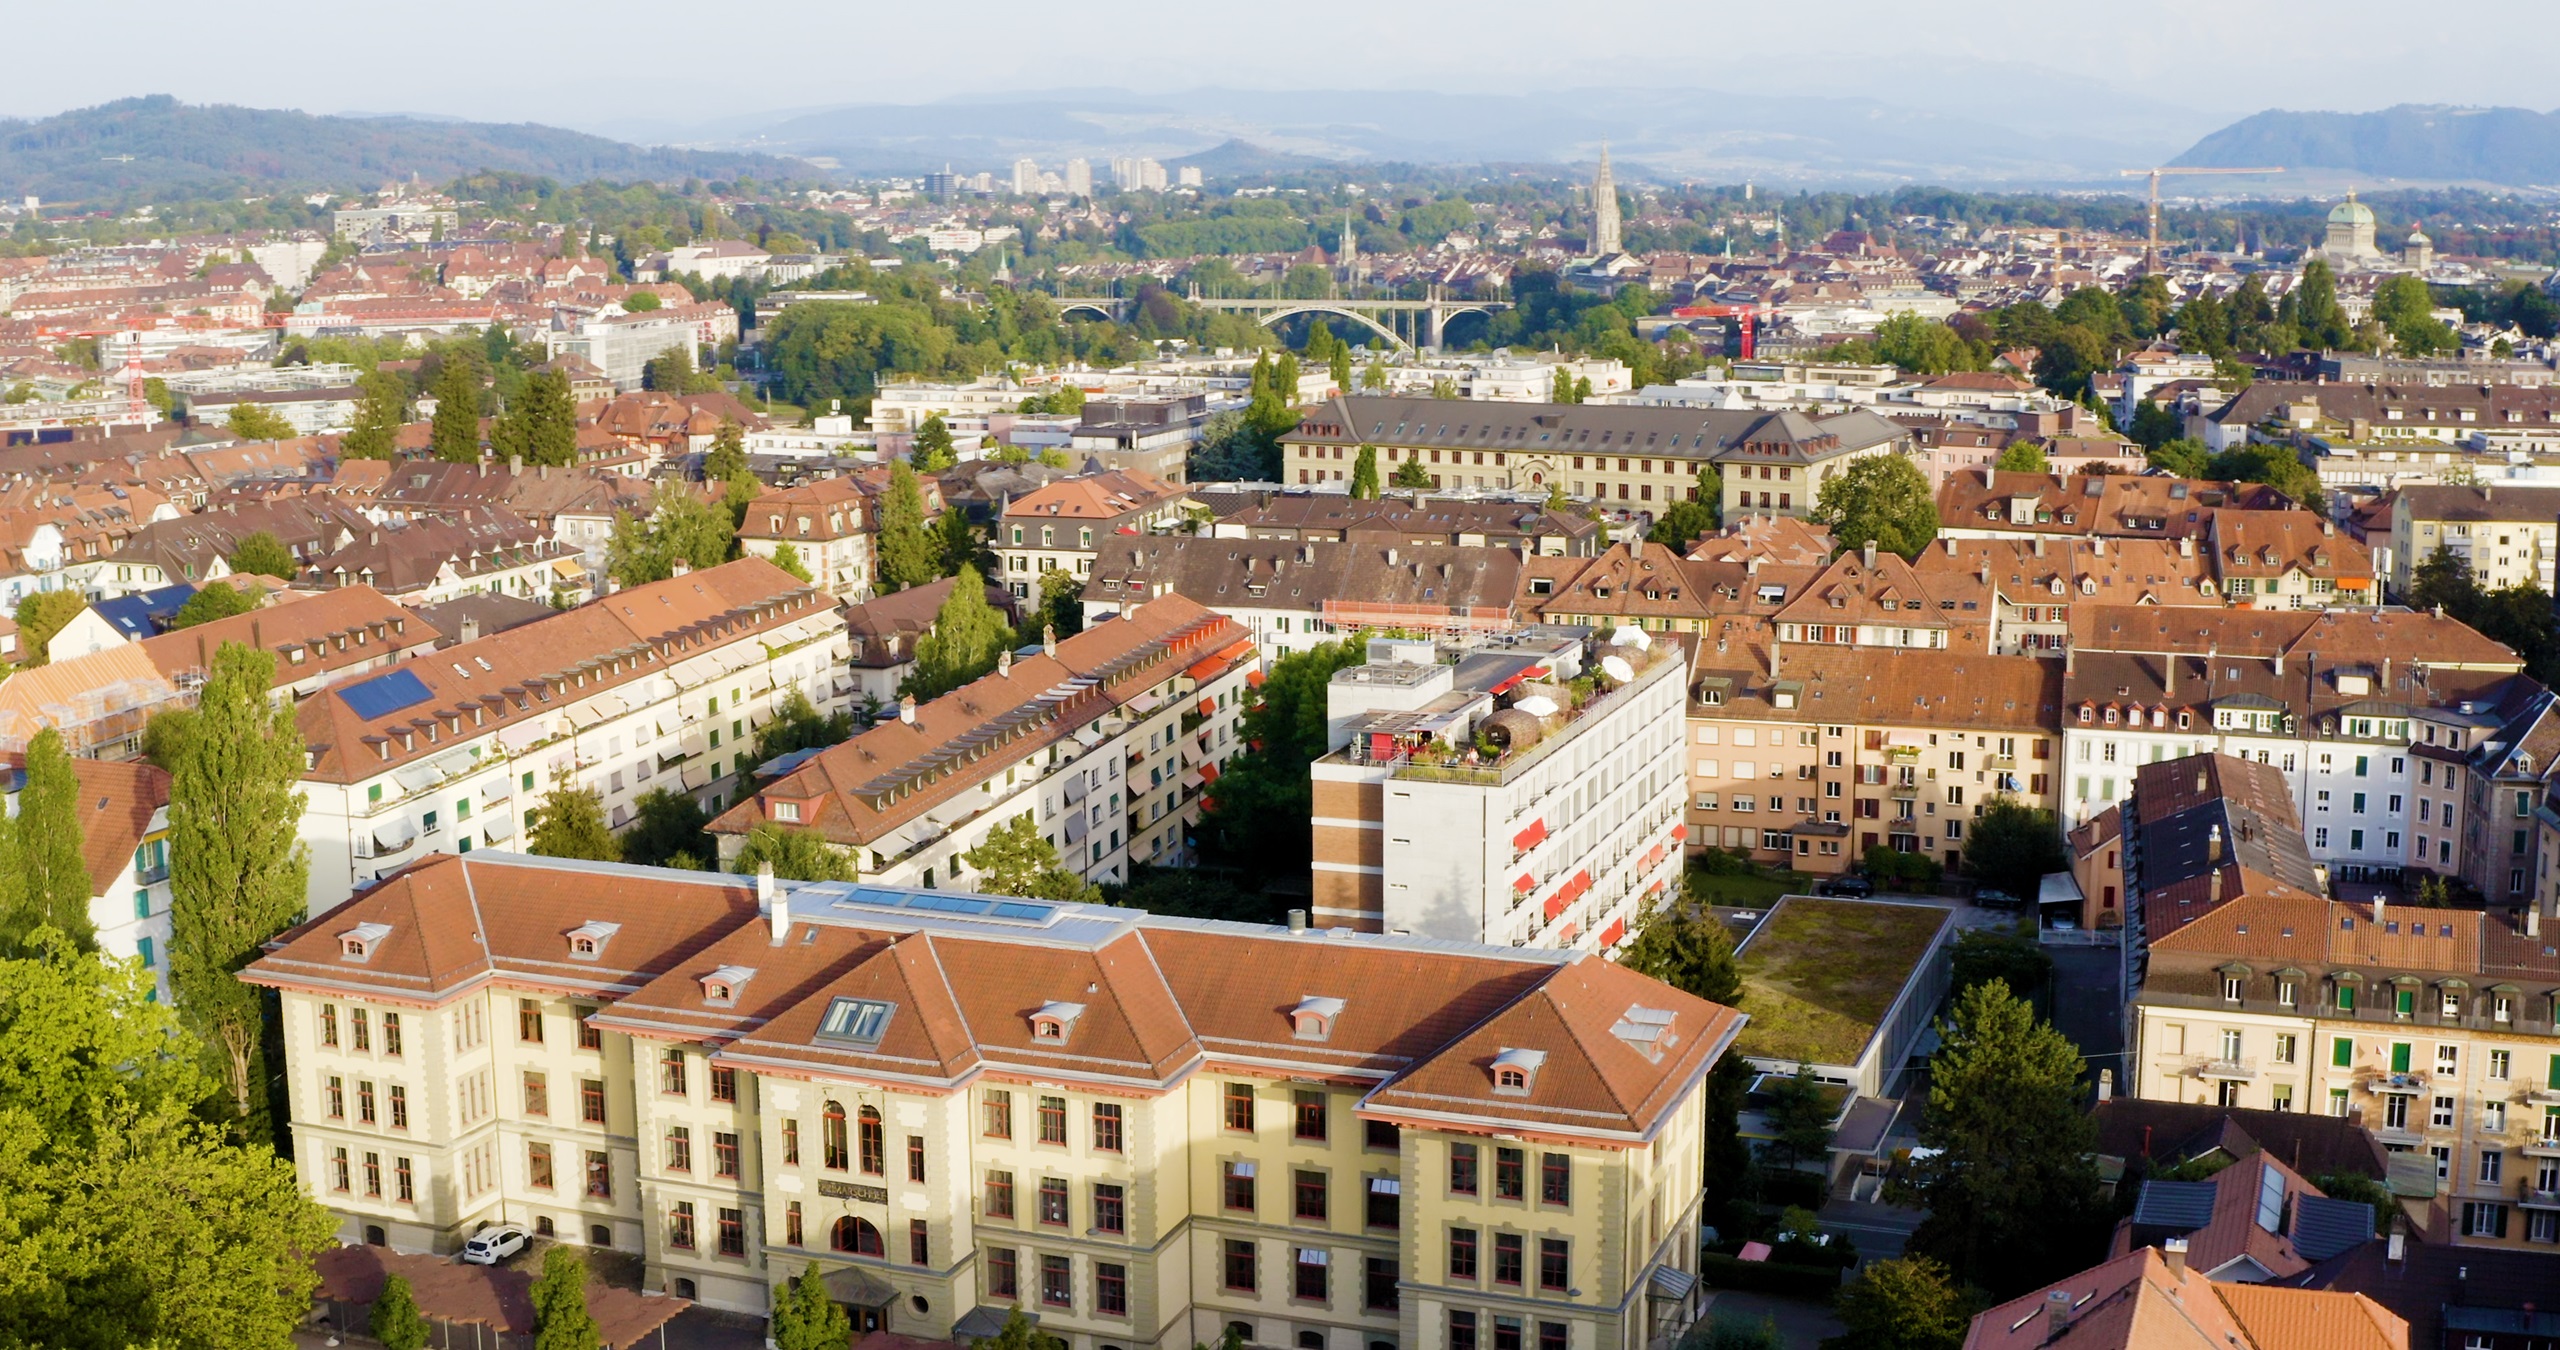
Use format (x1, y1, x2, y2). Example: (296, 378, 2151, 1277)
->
(1220, 1238, 1405, 1311)
(328, 1146, 416, 1203)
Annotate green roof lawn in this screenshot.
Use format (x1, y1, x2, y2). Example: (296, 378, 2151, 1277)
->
(1731, 897, 1949, 1066)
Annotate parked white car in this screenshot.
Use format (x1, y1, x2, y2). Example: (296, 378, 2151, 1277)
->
(459, 1225, 530, 1265)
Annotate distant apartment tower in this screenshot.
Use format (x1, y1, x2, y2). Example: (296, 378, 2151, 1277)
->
(1310, 630, 1690, 954)
(1064, 157, 1093, 197)
(1138, 158, 1168, 191)
(924, 168, 956, 200)
(1010, 158, 1040, 196)
(1177, 165, 1203, 188)
(1110, 157, 1137, 190)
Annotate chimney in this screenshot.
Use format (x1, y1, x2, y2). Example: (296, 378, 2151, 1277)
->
(898, 694, 917, 725)
(766, 871, 790, 945)
(1287, 908, 1308, 932)
(460, 617, 480, 644)
(2209, 867, 2223, 903)
(1981, 463, 1995, 488)
(1861, 540, 1877, 569)
(2529, 906, 2542, 938)
(1386, 547, 1398, 565)
(1042, 624, 1057, 658)
(2163, 1238, 2189, 1280)
(998, 648, 1012, 676)
(2373, 896, 2385, 924)
(2179, 535, 2193, 558)
(2044, 1289, 2073, 1339)
(756, 861, 777, 906)
(509, 454, 523, 474)
(1943, 535, 1958, 556)
(2034, 536, 2046, 558)
(2096, 1067, 2114, 1102)
(2208, 824, 2223, 863)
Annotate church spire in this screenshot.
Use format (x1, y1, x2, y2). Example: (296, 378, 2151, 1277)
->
(1592, 141, 1623, 257)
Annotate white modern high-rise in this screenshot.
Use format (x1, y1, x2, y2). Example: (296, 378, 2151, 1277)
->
(1064, 157, 1092, 197)
(1110, 156, 1136, 190)
(1010, 158, 1040, 195)
(1137, 158, 1167, 191)
(1176, 165, 1202, 188)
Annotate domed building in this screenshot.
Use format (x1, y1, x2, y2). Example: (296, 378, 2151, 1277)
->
(2405, 226, 2434, 273)
(2318, 191, 2383, 264)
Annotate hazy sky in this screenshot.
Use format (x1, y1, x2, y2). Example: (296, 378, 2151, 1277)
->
(8, 0, 2557, 133)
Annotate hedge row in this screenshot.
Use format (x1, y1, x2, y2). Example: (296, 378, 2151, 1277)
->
(1696, 1252, 1843, 1298)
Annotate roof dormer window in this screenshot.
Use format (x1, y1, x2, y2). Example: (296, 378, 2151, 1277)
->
(1290, 995, 1345, 1042)
(1609, 1006, 1679, 1062)
(565, 920, 622, 961)
(1030, 1000, 1086, 1043)
(1490, 1047, 1546, 1096)
(338, 921, 392, 962)
(700, 965, 755, 1007)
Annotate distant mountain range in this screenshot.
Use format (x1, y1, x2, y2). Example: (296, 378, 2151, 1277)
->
(608, 86, 2217, 186)
(0, 96, 812, 201)
(2174, 104, 2560, 186)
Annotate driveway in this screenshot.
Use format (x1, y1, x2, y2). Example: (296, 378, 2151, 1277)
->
(2047, 941, 2127, 1096)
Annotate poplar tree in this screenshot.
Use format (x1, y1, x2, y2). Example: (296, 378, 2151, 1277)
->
(168, 642, 309, 1131)
(493, 369, 579, 467)
(338, 370, 410, 461)
(1349, 444, 1381, 499)
(875, 463, 940, 593)
(904, 565, 1010, 700)
(0, 729, 90, 952)
(530, 1246, 600, 1350)
(428, 353, 484, 462)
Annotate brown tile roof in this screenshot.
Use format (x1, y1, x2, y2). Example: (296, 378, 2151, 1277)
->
(737, 477, 868, 542)
(296, 558, 825, 784)
(1964, 1245, 2406, 1350)
(1911, 535, 2219, 609)
(245, 852, 1739, 1144)
(2205, 511, 2375, 589)
(137, 584, 419, 687)
(1937, 469, 2290, 541)
(68, 758, 167, 896)
(707, 595, 1249, 848)
(1001, 469, 1186, 523)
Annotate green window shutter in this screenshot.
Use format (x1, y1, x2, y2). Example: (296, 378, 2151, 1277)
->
(2390, 1042, 2411, 1073)
(2332, 1037, 2353, 1068)
(2337, 985, 2355, 1012)
(2395, 988, 2415, 1016)
(2548, 1054, 2560, 1091)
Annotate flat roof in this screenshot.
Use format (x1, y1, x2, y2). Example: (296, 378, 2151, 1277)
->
(1730, 895, 1952, 1066)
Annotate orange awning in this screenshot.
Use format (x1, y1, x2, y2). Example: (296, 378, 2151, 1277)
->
(1513, 818, 1547, 851)
(1513, 873, 1535, 893)
(1246, 669, 1267, 688)
(1670, 823, 1687, 841)
(1544, 890, 1568, 921)
(1198, 762, 1219, 785)
(1599, 917, 1627, 948)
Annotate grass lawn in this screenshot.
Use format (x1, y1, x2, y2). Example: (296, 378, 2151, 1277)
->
(1684, 866, 1798, 909)
(1732, 896, 1950, 1066)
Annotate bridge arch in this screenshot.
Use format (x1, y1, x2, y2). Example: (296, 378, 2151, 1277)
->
(1250, 303, 1411, 352)
(1055, 300, 1126, 323)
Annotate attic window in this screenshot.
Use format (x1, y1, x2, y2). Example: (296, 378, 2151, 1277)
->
(1609, 1005, 1679, 1062)
(771, 800, 801, 822)
(701, 965, 755, 1007)
(338, 921, 392, 962)
(816, 997, 894, 1046)
(1030, 1000, 1087, 1042)
(1290, 995, 1346, 1042)
(1489, 1047, 1547, 1096)
(565, 920, 622, 961)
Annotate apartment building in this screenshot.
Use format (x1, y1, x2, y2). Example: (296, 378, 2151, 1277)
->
(707, 596, 1254, 884)
(1207, 494, 1600, 557)
(1308, 630, 1689, 951)
(2059, 606, 2524, 885)
(1935, 470, 2292, 545)
(1908, 536, 2218, 655)
(293, 558, 849, 914)
(2382, 484, 2560, 599)
(1682, 635, 2061, 876)
(1276, 397, 1907, 520)
(2131, 890, 2560, 1251)
(735, 477, 875, 601)
(997, 472, 1191, 601)
(42, 758, 175, 1001)
(1084, 538, 1526, 665)
(240, 850, 1743, 1349)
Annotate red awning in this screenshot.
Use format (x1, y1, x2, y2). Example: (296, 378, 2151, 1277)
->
(1670, 823, 1688, 841)
(1116, 524, 1139, 534)
(1600, 917, 1628, 948)
(1198, 699, 1217, 716)
(1198, 762, 1219, 784)
(1544, 890, 1568, 921)
(1572, 868, 1592, 898)
(1556, 921, 1579, 944)
(1644, 842, 1666, 870)
(1245, 669, 1267, 688)
(1647, 878, 1667, 896)
(1513, 818, 1548, 851)
(1513, 873, 1535, 893)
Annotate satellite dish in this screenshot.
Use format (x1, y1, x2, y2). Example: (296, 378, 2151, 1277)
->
(1514, 695, 1559, 717)
(1600, 655, 1635, 683)
(1609, 625, 1652, 650)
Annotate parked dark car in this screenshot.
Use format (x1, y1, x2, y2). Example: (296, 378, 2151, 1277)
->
(1816, 875, 1875, 898)
(1973, 887, 2026, 910)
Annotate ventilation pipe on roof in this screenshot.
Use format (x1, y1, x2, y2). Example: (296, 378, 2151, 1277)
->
(998, 648, 1012, 677)
(1043, 624, 1058, 659)
(1861, 540, 1876, 569)
(1287, 909, 1308, 932)
(2044, 1289, 2073, 1339)
(2373, 896, 2385, 925)
(898, 694, 917, 725)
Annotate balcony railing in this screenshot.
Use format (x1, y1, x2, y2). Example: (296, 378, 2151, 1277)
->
(2192, 1056, 2257, 1081)
(2525, 1137, 2560, 1159)
(2520, 1188, 2560, 1210)
(2365, 1071, 2431, 1095)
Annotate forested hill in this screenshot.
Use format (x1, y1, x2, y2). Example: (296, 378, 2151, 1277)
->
(2174, 104, 2560, 184)
(0, 97, 816, 201)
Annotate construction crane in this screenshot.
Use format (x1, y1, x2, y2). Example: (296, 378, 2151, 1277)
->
(2119, 165, 2284, 271)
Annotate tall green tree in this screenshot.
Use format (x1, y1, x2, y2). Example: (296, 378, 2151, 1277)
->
(1822, 1256, 1970, 1350)
(605, 482, 735, 589)
(227, 531, 298, 580)
(1963, 798, 2067, 898)
(769, 541, 814, 583)
(906, 565, 1012, 700)
(1390, 456, 1434, 489)
(223, 404, 296, 441)
(1894, 979, 2102, 1296)
(1025, 569, 1083, 644)
(1762, 1064, 1837, 1174)
(528, 786, 620, 862)
(1811, 455, 1939, 559)
(14, 588, 85, 666)
(912, 412, 958, 472)
(168, 642, 309, 1132)
(876, 463, 942, 593)
(936, 500, 991, 578)
(1348, 444, 1382, 499)
(6, 729, 95, 953)
(964, 811, 1102, 902)
(771, 1262, 853, 1350)
(492, 369, 579, 467)
(370, 1274, 430, 1350)
(753, 688, 855, 765)
(338, 369, 411, 461)
(703, 417, 750, 483)
(732, 824, 857, 882)
(623, 789, 715, 869)
(530, 1246, 600, 1350)
(428, 351, 485, 463)
(1619, 897, 1752, 1216)
(1328, 339, 1353, 393)
(0, 932, 335, 1350)
(1198, 635, 1369, 872)
(1993, 442, 2049, 473)
(172, 582, 260, 629)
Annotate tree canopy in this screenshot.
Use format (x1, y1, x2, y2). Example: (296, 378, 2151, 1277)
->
(1963, 798, 2067, 898)
(226, 531, 297, 580)
(964, 812, 1103, 903)
(223, 403, 296, 441)
(492, 369, 578, 467)
(904, 565, 1012, 701)
(527, 785, 621, 862)
(731, 824, 857, 882)
(2, 729, 95, 953)
(1811, 455, 1939, 560)
(876, 463, 942, 593)
(1199, 635, 1371, 874)
(1823, 1256, 1970, 1350)
(606, 481, 735, 588)
(171, 581, 260, 629)
(12, 588, 85, 666)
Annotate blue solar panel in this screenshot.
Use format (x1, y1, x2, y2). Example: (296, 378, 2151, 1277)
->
(990, 901, 1055, 921)
(340, 668, 435, 721)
